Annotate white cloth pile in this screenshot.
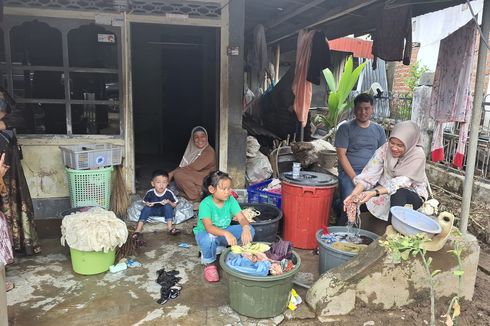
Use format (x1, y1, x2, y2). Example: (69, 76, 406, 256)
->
(61, 207, 128, 253)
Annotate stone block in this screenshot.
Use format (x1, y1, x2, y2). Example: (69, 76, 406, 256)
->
(307, 234, 480, 319)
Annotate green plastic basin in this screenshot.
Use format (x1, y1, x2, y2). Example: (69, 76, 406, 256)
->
(70, 248, 115, 275)
(219, 247, 301, 318)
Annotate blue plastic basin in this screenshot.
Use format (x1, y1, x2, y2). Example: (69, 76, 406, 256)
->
(390, 206, 441, 238)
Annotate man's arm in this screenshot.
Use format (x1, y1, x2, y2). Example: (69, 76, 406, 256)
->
(336, 147, 356, 180)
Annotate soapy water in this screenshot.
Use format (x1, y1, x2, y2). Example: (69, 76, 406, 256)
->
(320, 232, 373, 246)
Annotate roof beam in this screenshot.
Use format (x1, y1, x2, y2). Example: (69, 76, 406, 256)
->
(265, 0, 327, 30)
(267, 0, 382, 44)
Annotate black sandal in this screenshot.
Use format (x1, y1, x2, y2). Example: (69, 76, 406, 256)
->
(169, 228, 181, 235)
(131, 232, 141, 240)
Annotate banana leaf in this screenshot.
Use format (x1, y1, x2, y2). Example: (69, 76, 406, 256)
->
(323, 68, 337, 92)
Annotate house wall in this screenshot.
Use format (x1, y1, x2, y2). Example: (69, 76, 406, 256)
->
(3, 1, 246, 217)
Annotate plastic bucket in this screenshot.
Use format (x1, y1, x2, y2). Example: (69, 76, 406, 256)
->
(281, 172, 337, 249)
(219, 247, 301, 318)
(316, 227, 379, 274)
(70, 248, 115, 275)
(240, 203, 282, 242)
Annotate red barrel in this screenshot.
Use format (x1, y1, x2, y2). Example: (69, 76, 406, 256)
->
(281, 171, 337, 249)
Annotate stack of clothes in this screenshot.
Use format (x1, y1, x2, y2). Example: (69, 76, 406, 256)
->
(226, 240, 295, 277)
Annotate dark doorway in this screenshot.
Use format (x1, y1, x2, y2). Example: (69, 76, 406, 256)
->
(131, 23, 218, 192)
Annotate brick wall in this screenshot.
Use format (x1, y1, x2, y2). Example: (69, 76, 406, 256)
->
(391, 44, 421, 95)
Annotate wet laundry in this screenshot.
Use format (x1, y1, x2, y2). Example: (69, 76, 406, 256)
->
(231, 242, 270, 255)
(155, 268, 182, 305)
(226, 253, 272, 276)
(266, 239, 293, 261)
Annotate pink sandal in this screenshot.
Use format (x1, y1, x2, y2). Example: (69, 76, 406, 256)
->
(204, 265, 219, 282)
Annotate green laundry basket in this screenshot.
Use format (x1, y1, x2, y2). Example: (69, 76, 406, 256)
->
(70, 248, 115, 275)
(219, 248, 301, 318)
(66, 166, 113, 209)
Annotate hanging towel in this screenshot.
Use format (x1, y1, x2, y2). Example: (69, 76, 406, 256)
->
(292, 30, 315, 128)
(430, 21, 477, 168)
(372, 6, 412, 66)
(307, 31, 331, 85)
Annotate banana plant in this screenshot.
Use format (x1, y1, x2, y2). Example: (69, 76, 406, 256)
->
(315, 56, 368, 135)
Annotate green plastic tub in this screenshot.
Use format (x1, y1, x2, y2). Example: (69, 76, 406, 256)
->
(219, 247, 301, 318)
(70, 248, 115, 275)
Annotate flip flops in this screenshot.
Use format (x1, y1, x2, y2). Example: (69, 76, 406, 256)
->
(168, 228, 181, 235)
(204, 265, 219, 282)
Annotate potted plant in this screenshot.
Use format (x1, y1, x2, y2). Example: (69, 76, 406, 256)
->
(315, 56, 367, 169)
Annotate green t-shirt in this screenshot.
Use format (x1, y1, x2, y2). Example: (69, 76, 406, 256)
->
(193, 195, 242, 234)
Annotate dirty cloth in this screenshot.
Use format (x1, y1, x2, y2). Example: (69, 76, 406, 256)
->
(246, 136, 273, 183)
(331, 242, 367, 253)
(61, 207, 128, 253)
(306, 30, 331, 85)
(171, 127, 216, 202)
(371, 5, 412, 66)
(266, 239, 293, 261)
(156, 268, 181, 305)
(430, 21, 477, 168)
(0, 128, 40, 255)
(292, 30, 315, 128)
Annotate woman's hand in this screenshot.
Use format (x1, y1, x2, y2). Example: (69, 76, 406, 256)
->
(240, 226, 252, 245)
(0, 153, 9, 178)
(224, 231, 237, 246)
(357, 190, 376, 204)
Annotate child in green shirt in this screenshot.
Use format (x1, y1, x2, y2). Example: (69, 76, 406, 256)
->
(194, 170, 255, 282)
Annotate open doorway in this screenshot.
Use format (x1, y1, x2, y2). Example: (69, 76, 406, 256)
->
(131, 23, 218, 192)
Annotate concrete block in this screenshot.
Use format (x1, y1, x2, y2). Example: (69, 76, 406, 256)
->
(307, 234, 480, 320)
(418, 72, 434, 86)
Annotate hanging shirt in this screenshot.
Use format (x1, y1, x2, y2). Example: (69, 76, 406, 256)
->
(306, 30, 331, 85)
(372, 6, 412, 65)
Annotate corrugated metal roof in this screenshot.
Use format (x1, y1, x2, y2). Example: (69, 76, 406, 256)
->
(328, 37, 373, 59)
(357, 58, 390, 119)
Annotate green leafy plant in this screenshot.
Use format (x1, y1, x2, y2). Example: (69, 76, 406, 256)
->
(393, 61, 429, 121)
(380, 233, 439, 326)
(315, 56, 367, 135)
